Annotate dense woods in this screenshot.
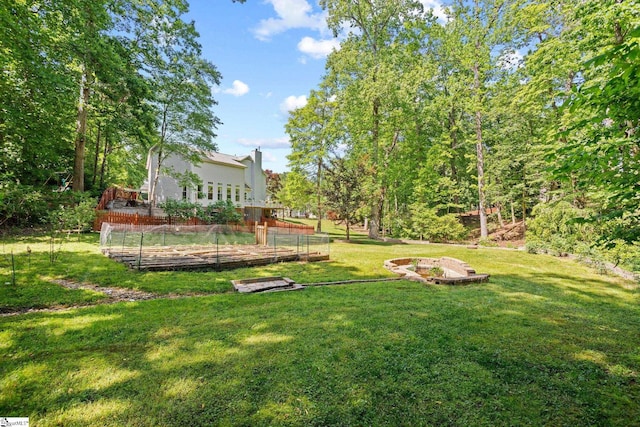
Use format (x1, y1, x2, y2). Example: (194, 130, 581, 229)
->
(282, 0, 640, 271)
(1, 0, 638, 271)
(0, 0, 219, 222)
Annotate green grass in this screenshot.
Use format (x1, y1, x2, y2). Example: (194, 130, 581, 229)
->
(1, 225, 639, 425)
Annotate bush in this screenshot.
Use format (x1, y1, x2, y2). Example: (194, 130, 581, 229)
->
(0, 185, 97, 231)
(202, 200, 242, 224)
(159, 199, 242, 224)
(526, 201, 596, 255)
(400, 203, 467, 242)
(158, 200, 203, 220)
(49, 196, 97, 233)
(0, 185, 50, 228)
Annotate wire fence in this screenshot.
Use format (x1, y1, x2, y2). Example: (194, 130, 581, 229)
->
(99, 223, 330, 271)
(100, 223, 256, 250)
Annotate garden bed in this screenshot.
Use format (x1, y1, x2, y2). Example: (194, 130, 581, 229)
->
(103, 244, 329, 271)
(384, 256, 489, 284)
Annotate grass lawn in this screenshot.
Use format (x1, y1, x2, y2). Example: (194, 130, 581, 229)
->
(1, 223, 639, 425)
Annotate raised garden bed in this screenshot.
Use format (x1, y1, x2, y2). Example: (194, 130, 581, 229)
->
(384, 257, 489, 285)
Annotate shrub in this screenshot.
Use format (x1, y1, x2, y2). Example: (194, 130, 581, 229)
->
(201, 200, 242, 224)
(159, 199, 242, 224)
(158, 200, 203, 220)
(0, 185, 98, 231)
(526, 201, 596, 255)
(401, 203, 467, 242)
(49, 196, 97, 233)
(0, 185, 50, 228)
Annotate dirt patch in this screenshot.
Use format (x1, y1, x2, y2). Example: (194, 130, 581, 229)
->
(0, 280, 202, 317)
(50, 279, 160, 302)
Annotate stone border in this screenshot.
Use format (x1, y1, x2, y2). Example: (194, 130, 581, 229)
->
(384, 257, 489, 285)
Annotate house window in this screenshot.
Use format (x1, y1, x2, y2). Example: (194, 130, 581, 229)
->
(197, 184, 203, 199)
(235, 186, 240, 202)
(208, 183, 214, 200)
(182, 186, 187, 200)
(226, 184, 232, 201)
(217, 184, 222, 201)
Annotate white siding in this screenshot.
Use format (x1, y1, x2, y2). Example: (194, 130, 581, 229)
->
(148, 147, 268, 209)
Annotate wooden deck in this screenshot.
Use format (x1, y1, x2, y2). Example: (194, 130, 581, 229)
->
(103, 244, 329, 271)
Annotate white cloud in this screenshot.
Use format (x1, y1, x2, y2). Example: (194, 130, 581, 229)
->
(223, 80, 250, 96)
(297, 36, 341, 59)
(236, 137, 290, 149)
(419, 0, 447, 22)
(262, 151, 278, 164)
(253, 0, 326, 41)
(280, 95, 308, 114)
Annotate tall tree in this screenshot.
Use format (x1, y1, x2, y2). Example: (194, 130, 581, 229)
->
(323, 156, 365, 240)
(286, 88, 337, 231)
(144, 2, 222, 208)
(445, 0, 522, 238)
(321, 0, 429, 238)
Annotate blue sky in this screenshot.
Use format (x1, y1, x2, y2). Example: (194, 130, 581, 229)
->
(185, 0, 446, 172)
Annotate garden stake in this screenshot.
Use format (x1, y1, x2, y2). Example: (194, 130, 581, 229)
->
(11, 250, 16, 286)
(138, 232, 144, 270)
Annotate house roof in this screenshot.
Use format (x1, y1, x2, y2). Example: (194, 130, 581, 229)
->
(202, 151, 247, 168)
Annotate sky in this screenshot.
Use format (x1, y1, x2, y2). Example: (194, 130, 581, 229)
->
(185, 0, 446, 173)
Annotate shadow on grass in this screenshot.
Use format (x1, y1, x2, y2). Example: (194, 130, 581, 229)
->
(1, 246, 373, 312)
(1, 270, 638, 426)
(331, 236, 405, 246)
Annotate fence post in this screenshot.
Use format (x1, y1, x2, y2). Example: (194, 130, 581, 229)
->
(11, 251, 16, 286)
(137, 232, 144, 270)
(255, 221, 259, 245)
(216, 235, 220, 269)
(273, 232, 277, 260)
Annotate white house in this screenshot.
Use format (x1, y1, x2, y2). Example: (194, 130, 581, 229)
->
(146, 147, 276, 222)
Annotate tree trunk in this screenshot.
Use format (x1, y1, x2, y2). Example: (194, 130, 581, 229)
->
(449, 105, 460, 209)
(149, 146, 164, 213)
(369, 98, 381, 239)
(473, 55, 488, 239)
(497, 204, 504, 228)
(346, 214, 351, 241)
(510, 200, 516, 225)
(72, 66, 91, 192)
(99, 126, 109, 190)
(91, 121, 101, 188)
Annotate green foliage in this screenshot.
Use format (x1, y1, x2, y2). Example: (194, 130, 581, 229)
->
(0, 185, 50, 228)
(159, 199, 242, 224)
(0, 185, 98, 232)
(202, 200, 242, 224)
(400, 203, 468, 242)
(322, 156, 365, 239)
(526, 201, 596, 255)
(158, 200, 203, 220)
(49, 195, 98, 233)
(277, 171, 314, 212)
